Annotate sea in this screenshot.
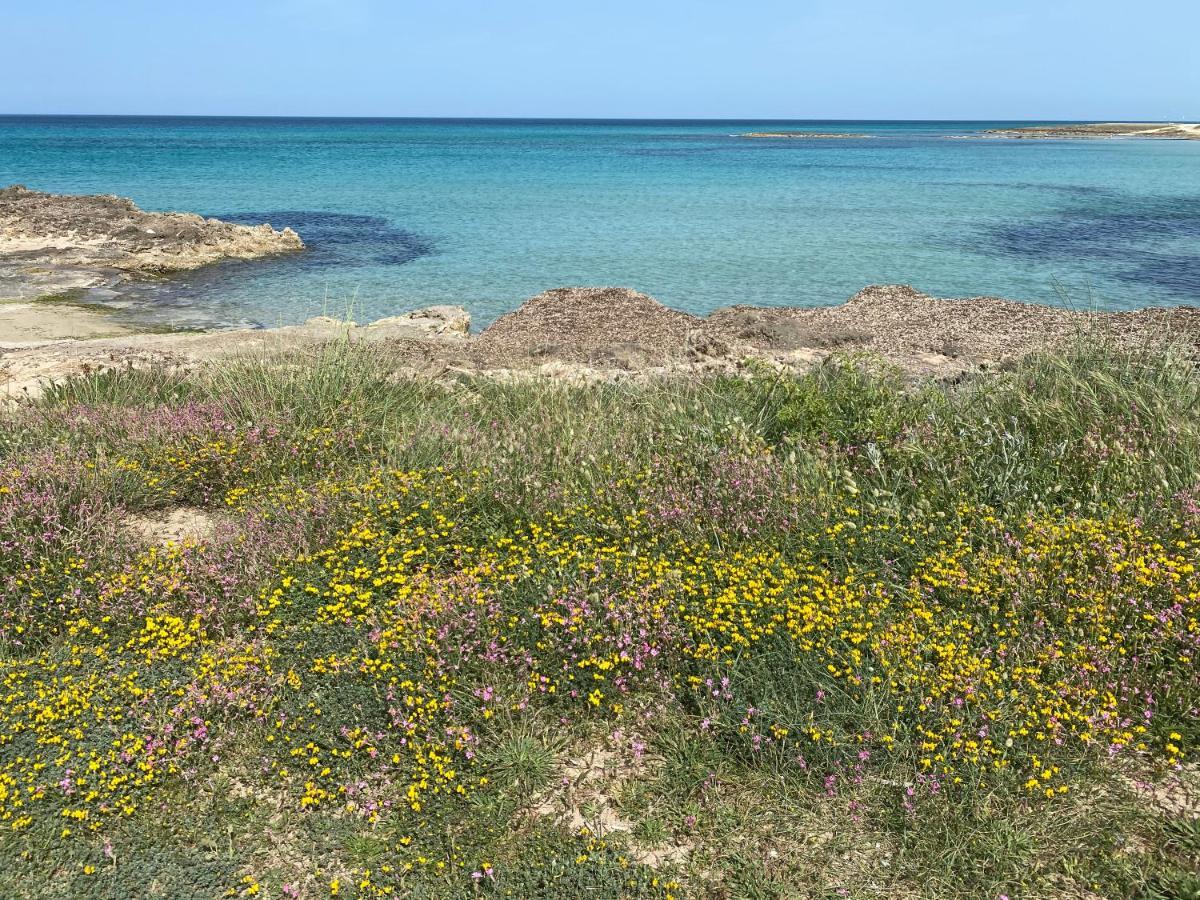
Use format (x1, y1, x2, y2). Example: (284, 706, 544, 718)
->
(1, 116, 1198, 330)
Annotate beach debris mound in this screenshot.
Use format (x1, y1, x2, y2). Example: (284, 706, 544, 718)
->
(707, 283, 1078, 363)
(707, 283, 1200, 370)
(11, 280, 1200, 401)
(471, 286, 705, 370)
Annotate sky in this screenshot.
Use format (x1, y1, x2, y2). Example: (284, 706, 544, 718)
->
(2, 0, 1197, 119)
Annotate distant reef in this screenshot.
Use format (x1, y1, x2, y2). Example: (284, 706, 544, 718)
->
(740, 131, 871, 139)
(0, 185, 303, 301)
(981, 123, 1200, 140)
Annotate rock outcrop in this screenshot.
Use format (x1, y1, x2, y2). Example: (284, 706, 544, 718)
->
(0, 185, 303, 300)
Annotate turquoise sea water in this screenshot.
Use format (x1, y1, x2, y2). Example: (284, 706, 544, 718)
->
(2, 116, 1199, 329)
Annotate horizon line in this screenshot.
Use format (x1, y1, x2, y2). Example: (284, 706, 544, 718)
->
(1, 113, 1189, 124)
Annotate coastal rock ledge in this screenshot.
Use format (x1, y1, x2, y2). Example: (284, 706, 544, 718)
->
(8, 284, 1200, 399)
(0, 185, 303, 298)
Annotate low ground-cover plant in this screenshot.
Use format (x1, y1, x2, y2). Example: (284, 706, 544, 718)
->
(1, 342, 1197, 898)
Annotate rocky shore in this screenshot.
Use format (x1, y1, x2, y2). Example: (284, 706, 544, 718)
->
(6, 283, 1200, 399)
(982, 123, 1200, 140)
(6, 187, 1200, 399)
(0, 185, 303, 302)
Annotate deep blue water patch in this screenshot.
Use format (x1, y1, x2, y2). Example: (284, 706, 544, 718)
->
(976, 194, 1200, 300)
(1113, 253, 1200, 297)
(988, 198, 1200, 259)
(933, 181, 1115, 198)
(215, 211, 436, 268)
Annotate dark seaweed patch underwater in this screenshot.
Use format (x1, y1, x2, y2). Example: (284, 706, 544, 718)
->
(981, 194, 1200, 300)
(216, 210, 436, 268)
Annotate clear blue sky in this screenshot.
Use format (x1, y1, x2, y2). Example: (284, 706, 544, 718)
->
(3, 0, 1196, 119)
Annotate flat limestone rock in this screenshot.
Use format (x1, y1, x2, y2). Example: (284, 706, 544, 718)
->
(0, 185, 304, 301)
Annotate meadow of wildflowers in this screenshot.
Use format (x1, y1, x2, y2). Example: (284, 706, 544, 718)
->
(1, 343, 1197, 898)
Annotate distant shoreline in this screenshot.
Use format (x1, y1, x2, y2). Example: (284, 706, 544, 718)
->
(982, 122, 1200, 140)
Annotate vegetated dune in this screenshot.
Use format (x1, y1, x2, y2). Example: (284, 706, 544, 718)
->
(3, 305, 1199, 898)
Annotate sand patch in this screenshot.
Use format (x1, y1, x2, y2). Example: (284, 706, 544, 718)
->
(124, 506, 219, 545)
(0, 300, 137, 342)
(531, 741, 692, 869)
(1125, 764, 1200, 820)
(0, 307, 470, 399)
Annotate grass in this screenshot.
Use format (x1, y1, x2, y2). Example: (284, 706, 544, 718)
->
(1, 339, 1197, 899)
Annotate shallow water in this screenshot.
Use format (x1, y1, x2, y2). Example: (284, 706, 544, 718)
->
(2, 116, 1198, 329)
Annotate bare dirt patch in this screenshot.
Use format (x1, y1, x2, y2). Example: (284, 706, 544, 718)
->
(531, 741, 693, 869)
(124, 506, 219, 545)
(1125, 764, 1200, 820)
